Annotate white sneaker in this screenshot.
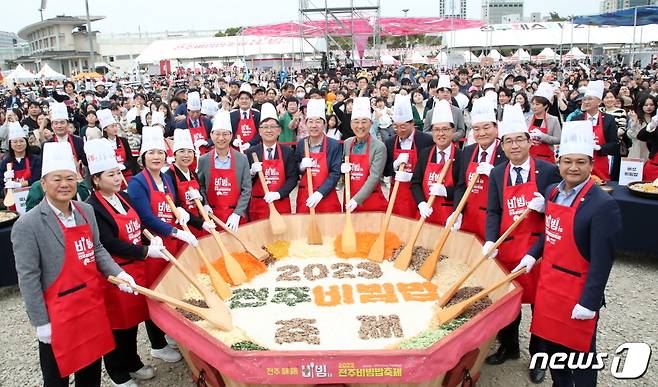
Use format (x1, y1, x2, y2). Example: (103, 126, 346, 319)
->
(110, 379, 138, 387)
(165, 334, 178, 349)
(150, 345, 182, 363)
(129, 364, 155, 380)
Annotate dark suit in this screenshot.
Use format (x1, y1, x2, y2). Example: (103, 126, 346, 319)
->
(47, 134, 87, 166)
(383, 130, 434, 177)
(174, 116, 213, 136)
(230, 109, 262, 146)
(294, 136, 343, 197)
(410, 146, 461, 205)
(245, 143, 299, 199)
(453, 142, 508, 211)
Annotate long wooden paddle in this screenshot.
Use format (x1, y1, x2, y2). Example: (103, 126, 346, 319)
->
(435, 267, 528, 325)
(142, 229, 230, 304)
(341, 155, 358, 253)
(304, 141, 323, 245)
(165, 196, 233, 297)
(367, 163, 406, 262)
(418, 173, 480, 280)
(236, 135, 245, 154)
(208, 213, 269, 260)
(191, 195, 247, 285)
(251, 153, 287, 235)
(394, 156, 453, 270)
(108, 275, 233, 331)
(436, 207, 533, 307)
(3, 163, 14, 207)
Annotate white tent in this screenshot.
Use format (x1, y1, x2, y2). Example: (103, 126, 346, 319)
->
(380, 54, 398, 65)
(467, 52, 480, 63)
(564, 47, 588, 60)
(405, 52, 429, 65)
(488, 49, 503, 61)
(37, 64, 66, 80)
(231, 59, 246, 68)
(510, 48, 531, 62)
(6, 64, 37, 82)
(535, 47, 559, 62)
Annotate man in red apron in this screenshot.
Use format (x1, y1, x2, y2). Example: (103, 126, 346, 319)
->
(483, 104, 562, 384)
(246, 103, 298, 220)
(48, 102, 87, 174)
(452, 98, 507, 240)
(295, 98, 343, 213)
(571, 80, 620, 181)
(174, 91, 213, 155)
(411, 100, 461, 225)
(230, 83, 262, 151)
(528, 83, 561, 164)
(12, 142, 137, 387)
(342, 97, 388, 212)
(198, 110, 252, 231)
(385, 94, 434, 218)
(516, 121, 622, 387)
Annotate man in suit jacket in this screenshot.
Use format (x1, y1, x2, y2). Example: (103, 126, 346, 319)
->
(422, 75, 466, 141)
(48, 102, 87, 167)
(230, 84, 262, 149)
(174, 91, 213, 149)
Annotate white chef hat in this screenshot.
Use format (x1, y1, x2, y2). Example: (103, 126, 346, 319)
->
(437, 74, 451, 89)
(187, 91, 202, 111)
(393, 94, 414, 123)
(584, 80, 604, 100)
(41, 142, 77, 177)
(259, 103, 279, 124)
(306, 99, 326, 120)
(51, 102, 69, 121)
(238, 82, 253, 97)
(151, 111, 166, 127)
(534, 82, 555, 102)
(351, 97, 372, 120)
(431, 100, 454, 125)
(201, 99, 219, 117)
(140, 126, 167, 156)
(173, 129, 194, 153)
(97, 109, 116, 129)
(498, 104, 528, 138)
(7, 122, 27, 141)
(85, 138, 121, 175)
(470, 97, 497, 125)
(560, 121, 595, 158)
(211, 110, 233, 133)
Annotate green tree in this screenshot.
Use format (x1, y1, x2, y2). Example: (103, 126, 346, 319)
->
(214, 27, 242, 37)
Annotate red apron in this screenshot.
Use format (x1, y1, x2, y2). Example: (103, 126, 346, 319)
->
(422, 144, 456, 225)
(205, 150, 243, 224)
(590, 114, 611, 181)
(95, 192, 148, 329)
(296, 137, 342, 213)
(237, 110, 257, 144)
(347, 137, 388, 212)
(143, 170, 178, 285)
(187, 117, 211, 155)
(249, 144, 292, 221)
(170, 165, 206, 238)
(392, 135, 419, 218)
(496, 159, 544, 304)
(113, 137, 133, 188)
(43, 203, 115, 377)
(531, 179, 597, 352)
(528, 113, 556, 163)
(643, 154, 658, 181)
(7, 157, 31, 212)
(461, 143, 499, 240)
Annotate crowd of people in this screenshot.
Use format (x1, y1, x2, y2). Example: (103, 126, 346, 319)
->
(3, 58, 652, 387)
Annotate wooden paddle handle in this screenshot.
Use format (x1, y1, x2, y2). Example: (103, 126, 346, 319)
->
(237, 135, 245, 154)
(304, 141, 314, 196)
(6, 163, 12, 173)
(251, 153, 272, 194)
(209, 213, 239, 238)
(384, 163, 406, 217)
(488, 208, 532, 255)
(142, 229, 198, 282)
(452, 172, 480, 221)
(343, 155, 352, 211)
(165, 195, 192, 234)
(108, 275, 200, 313)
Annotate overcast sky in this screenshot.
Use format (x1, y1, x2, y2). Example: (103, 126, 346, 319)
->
(8, 0, 600, 35)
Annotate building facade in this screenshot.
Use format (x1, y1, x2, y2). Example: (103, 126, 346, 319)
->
(482, 0, 524, 24)
(439, 0, 468, 19)
(0, 31, 29, 70)
(600, 0, 654, 13)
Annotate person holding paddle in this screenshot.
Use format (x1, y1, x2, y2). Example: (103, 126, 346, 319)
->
(295, 98, 343, 213)
(519, 121, 621, 387)
(410, 100, 461, 225)
(342, 97, 388, 212)
(483, 104, 561, 384)
(450, 98, 507, 240)
(384, 94, 433, 219)
(246, 103, 298, 220)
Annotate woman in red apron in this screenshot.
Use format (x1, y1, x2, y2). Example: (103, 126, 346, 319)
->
(421, 143, 457, 225)
(637, 121, 658, 180)
(296, 136, 342, 213)
(460, 142, 500, 240)
(1, 123, 41, 211)
(391, 135, 419, 218)
(528, 95, 559, 163)
(249, 144, 293, 220)
(345, 136, 388, 212)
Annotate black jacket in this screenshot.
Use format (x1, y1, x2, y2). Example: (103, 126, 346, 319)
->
(637, 126, 658, 159)
(245, 143, 299, 199)
(453, 142, 508, 211)
(410, 145, 461, 205)
(230, 108, 262, 146)
(383, 130, 434, 177)
(332, 101, 355, 139)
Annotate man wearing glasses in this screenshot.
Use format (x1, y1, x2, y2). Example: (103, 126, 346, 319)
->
(423, 75, 465, 142)
(483, 104, 561, 384)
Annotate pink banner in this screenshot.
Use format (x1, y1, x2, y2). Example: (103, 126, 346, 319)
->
(353, 34, 369, 60)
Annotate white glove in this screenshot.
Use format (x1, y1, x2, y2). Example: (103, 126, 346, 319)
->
(4, 170, 15, 181)
(527, 192, 546, 213)
(393, 153, 410, 169)
(299, 157, 314, 171)
(166, 156, 175, 164)
(305, 191, 323, 208)
(231, 138, 243, 148)
(341, 162, 352, 174)
(175, 207, 190, 226)
(203, 204, 214, 215)
(173, 229, 199, 247)
(571, 303, 596, 320)
(482, 241, 498, 259)
(147, 242, 167, 260)
(429, 183, 447, 197)
(194, 139, 208, 149)
(418, 201, 433, 218)
(239, 142, 250, 151)
(475, 163, 494, 177)
(118, 163, 126, 171)
(36, 323, 51, 344)
(593, 143, 602, 151)
(345, 198, 358, 212)
(4, 180, 21, 189)
(250, 161, 262, 176)
(264, 191, 281, 203)
(186, 189, 202, 201)
(116, 271, 138, 295)
(226, 213, 241, 231)
(512, 254, 537, 274)
(530, 129, 547, 141)
(649, 115, 658, 132)
(447, 211, 462, 230)
(202, 221, 216, 232)
(395, 171, 413, 182)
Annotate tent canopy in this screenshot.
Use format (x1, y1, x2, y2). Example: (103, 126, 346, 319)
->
(574, 5, 658, 26)
(37, 63, 66, 80)
(6, 64, 37, 81)
(564, 47, 587, 59)
(536, 47, 558, 62)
